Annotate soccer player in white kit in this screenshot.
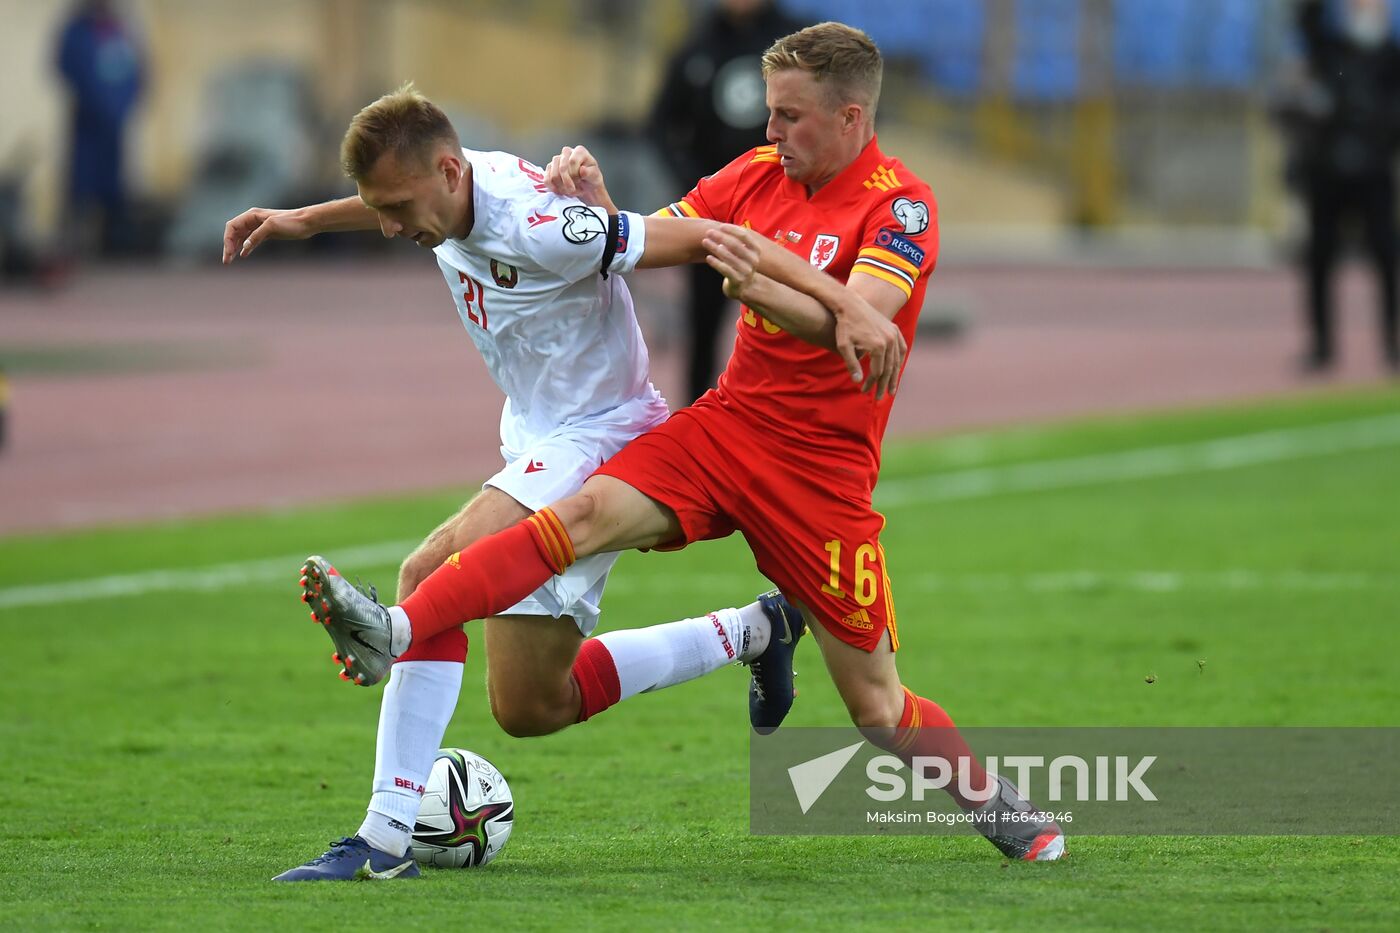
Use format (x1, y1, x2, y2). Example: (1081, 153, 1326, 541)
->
(222, 84, 807, 881)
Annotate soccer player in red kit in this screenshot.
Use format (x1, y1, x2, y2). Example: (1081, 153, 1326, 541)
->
(309, 22, 1064, 860)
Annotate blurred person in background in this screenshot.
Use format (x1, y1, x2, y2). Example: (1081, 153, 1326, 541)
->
(55, 0, 145, 258)
(1281, 0, 1400, 373)
(647, 0, 805, 402)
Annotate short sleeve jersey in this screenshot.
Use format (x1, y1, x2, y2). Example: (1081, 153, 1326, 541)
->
(657, 137, 937, 477)
(433, 149, 664, 453)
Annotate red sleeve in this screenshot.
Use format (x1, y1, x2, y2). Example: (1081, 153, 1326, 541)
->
(652, 146, 778, 223)
(850, 186, 939, 300)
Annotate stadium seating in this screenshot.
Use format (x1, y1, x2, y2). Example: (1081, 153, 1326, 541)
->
(1198, 0, 1258, 89)
(1010, 0, 1080, 101)
(779, 0, 1274, 95)
(1113, 0, 1259, 90)
(921, 0, 985, 97)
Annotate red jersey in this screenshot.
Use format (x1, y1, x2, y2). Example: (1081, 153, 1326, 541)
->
(657, 137, 938, 482)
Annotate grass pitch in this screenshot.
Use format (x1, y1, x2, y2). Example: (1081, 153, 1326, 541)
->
(3, 387, 1398, 930)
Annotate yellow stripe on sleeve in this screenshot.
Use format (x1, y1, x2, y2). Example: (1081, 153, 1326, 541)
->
(858, 246, 920, 278)
(674, 199, 700, 219)
(851, 265, 914, 298)
(749, 146, 781, 165)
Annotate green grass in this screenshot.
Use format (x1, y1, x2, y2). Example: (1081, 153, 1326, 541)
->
(0, 341, 257, 377)
(3, 387, 1399, 930)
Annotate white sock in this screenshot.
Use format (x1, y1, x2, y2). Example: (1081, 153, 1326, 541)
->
(735, 601, 771, 660)
(598, 602, 771, 702)
(387, 606, 413, 657)
(357, 659, 463, 856)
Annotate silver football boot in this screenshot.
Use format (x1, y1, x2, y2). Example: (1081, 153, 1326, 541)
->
(974, 774, 1066, 861)
(299, 555, 395, 686)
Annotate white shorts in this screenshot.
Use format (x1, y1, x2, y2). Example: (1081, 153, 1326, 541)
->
(485, 399, 669, 636)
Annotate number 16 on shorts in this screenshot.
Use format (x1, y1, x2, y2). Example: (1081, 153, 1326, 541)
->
(817, 538, 898, 650)
(821, 538, 882, 606)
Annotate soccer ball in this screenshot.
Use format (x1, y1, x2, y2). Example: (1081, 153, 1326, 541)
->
(410, 748, 514, 868)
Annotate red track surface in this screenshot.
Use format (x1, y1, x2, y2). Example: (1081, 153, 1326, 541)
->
(1, 260, 1394, 536)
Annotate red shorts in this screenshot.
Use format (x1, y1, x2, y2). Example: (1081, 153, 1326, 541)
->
(592, 401, 899, 652)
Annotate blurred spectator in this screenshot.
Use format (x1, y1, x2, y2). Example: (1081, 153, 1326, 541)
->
(55, 0, 145, 258)
(1279, 0, 1400, 373)
(647, 0, 805, 403)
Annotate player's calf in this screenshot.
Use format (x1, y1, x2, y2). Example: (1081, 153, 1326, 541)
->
(875, 688, 1066, 861)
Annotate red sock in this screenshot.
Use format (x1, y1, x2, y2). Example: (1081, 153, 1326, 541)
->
(396, 627, 468, 663)
(881, 688, 992, 811)
(398, 508, 575, 644)
(571, 639, 621, 722)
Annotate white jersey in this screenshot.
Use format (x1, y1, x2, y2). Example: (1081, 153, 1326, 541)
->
(433, 148, 667, 455)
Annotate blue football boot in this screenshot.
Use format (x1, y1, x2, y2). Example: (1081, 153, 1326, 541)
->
(272, 835, 420, 882)
(747, 589, 806, 734)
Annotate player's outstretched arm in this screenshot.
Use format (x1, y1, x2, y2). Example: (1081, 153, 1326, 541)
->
(544, 145, 736, 267)
(221, 197, 379, 264)
(706, 225, 907, 399)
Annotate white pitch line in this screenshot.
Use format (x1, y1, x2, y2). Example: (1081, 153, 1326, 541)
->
(3, 414, 1399, 611)
(0, 540, 420, 611)
(904, 570, 1395, 594)
(873, 412, 1400, 506)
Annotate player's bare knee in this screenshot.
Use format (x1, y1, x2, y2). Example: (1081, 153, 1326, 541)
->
(489, 679, 574, 738)
(488, 690, 539, 737)
(396, 553, 433, 601)
(844, 688, 904, 732)
(491, 697, 566, 738)
(491, 704, 543, 738)
(548, 489, 604, 553)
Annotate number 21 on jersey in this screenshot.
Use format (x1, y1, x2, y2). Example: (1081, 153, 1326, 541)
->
(458, 271, 488, 330)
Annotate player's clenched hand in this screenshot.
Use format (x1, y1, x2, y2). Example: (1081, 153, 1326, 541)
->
(702, 225, 760, 301)
(544, 146, 616, 212)
(221, 208, 313, 264)
(835, 296, 906, 400)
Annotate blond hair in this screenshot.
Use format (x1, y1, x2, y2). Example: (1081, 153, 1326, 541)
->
(340, 82, 460, 180)
(761, 22, 883, 117)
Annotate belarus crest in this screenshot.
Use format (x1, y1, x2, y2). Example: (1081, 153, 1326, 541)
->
(490, 259, 518, 289)
(809, 234, 840, 270)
